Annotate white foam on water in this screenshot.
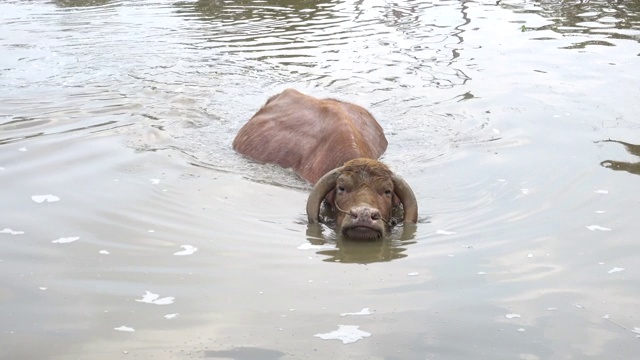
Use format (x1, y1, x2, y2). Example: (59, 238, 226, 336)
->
(602, 314, 610, 319)
(520, 189, 529, 194)
(31, 194, 60, 203)
(586, 225, 611, 231)
(632, 327, 640, 335)
(577, 11, 601, 17)
(99, 250, 110, 255)
(505, 313, 521, 319)
(608, 267, 625, 274)
(594, 189, 609, 194)
(52, 237, 79, 244)
(0, 166, 4, 170)
(497, 179, 506, 182)
(407, 272, 420, 276)
(314, 325, 372, 344)
(39, 287, 47, 291)
(340, 308, 373, 317)
(174, 245, 198, 256)
(150, 179, 160, 185)
(135, 291, 175, 305)
(164, 313, 179, 319)
(19, 147, 27, 152)
(527, 253, 534, 258)
(114, 326, 135, 332)
(436, 230, 456, 235)
(547, 308, 557, 311)
(517, 328, 526, 332)
(493, 128, 500, 134)
(297, 243, 335, 250)
(595, 210, 606, 214)
(477, 272, 487, 275)
(1, 228, 25, 235)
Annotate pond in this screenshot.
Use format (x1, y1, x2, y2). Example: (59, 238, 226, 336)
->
(1, 0, 639, 358)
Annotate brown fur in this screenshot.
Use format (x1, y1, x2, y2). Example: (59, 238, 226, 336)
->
(233, 89, 387, 184)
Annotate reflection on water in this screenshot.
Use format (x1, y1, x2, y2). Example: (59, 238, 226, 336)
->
(506, 0, 640, 48)
(305, 223, 417, 263)
(53, 0, 114, 8)
(600, 139, 640, 175)
(172, 0, 473, 91)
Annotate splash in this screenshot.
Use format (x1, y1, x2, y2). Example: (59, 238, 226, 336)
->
(314, 325, 371, 344)
(586, 225, 611, 231)
(136, 291, 174, 305)
(114, 326, 135, 332)
(607, 267, 625, 274)
(1, 228, 24, 235)
(505, 313, 521, 319)
(340, 308, 373, 317)
(31, 194, 60, 203)
(52, 237, 79, 244)
(174, 245, 198, 256)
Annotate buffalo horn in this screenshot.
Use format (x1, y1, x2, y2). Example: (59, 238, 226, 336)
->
(391, 174, 418, 224)
(306, 167, 342, 223)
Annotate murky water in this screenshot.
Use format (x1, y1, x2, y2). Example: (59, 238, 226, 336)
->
(1, 0, 639, 358)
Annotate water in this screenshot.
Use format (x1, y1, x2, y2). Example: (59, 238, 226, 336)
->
(1, 0, 639, 359)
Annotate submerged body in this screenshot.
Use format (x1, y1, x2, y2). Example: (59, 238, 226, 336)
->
(233, 88, 387, 183)
(233, 89, 418, 240)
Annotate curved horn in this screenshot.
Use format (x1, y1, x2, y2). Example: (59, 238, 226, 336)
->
(391, 174, 418, 224)
(306, 167, 342, 223)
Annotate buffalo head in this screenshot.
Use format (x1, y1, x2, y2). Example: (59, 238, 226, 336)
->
(306, 158, 418, 240)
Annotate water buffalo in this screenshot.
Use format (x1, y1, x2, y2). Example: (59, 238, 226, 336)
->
(233, 89, 418, 240)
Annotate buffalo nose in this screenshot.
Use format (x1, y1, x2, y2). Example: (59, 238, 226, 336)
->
(349, 206, 381, 223)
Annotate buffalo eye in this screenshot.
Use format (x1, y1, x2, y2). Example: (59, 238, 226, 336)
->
(337, 185, 346, 193)
(384, 189, 392, 196)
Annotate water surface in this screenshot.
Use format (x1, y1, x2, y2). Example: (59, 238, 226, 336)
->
(1, 0, 639, 359)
